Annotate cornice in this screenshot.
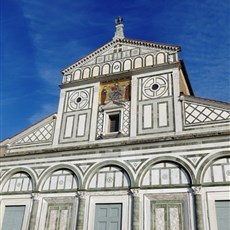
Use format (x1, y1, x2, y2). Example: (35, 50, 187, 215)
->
(61, 38, 181, 74)
(2, 129, 229, 159)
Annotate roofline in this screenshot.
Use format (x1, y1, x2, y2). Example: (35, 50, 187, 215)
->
(181, 94, 230, 107)
(179, 60, 194, 96)
(61, 38, 181, 74)
(1, 112, 57, 143)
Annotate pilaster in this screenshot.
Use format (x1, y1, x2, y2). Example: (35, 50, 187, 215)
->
(76, 192, 86, 230)
(192, 186, 204, 230)
(130, 189, 140, 230)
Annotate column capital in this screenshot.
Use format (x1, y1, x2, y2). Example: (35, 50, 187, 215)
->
(192, 186, 202, 195)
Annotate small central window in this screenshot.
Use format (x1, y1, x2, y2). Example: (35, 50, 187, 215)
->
(108, 114, 120, 132)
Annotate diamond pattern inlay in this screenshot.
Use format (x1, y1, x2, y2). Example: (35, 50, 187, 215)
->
(13, 121, 54, 145)
(184, 102, 230, 125)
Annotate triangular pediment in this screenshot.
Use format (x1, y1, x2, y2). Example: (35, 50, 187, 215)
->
(182, 96, 230, 126)
(61, 38, 181, 83)
(5, 113, 56, 148)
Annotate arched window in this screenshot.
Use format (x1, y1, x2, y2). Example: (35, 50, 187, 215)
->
(145, 55, 154, 66)
(88, 166, 130, 189)
(83, 68, 90, 79)
(203, 157, 230, 184)
(92, 66, 100, 77)
(73, 69, 81, 80)
(142, 162, 190, 186)
(42, 169, 78, 191)
(156, 52, 166, 64)
(2, 172, 32, 192)
(124, 59, 132, 71)
(134, 57, 142, 68)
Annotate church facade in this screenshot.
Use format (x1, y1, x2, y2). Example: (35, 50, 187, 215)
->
(0, 19, 230, 230)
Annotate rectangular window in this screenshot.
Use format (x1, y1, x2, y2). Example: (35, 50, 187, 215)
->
(215, 200, 230, 230)
(94, 204, 122, 230)
(108, 114, 120, 132)
(2, 206, 25, 230)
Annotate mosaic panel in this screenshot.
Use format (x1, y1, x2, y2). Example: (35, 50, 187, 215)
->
(88, 166, 130, 189)
(184, 102, 230, 125)
(12, 121, 54, 145)
(142, 162, 190, 186)
(203, 157, 230, 184)
(2, 173, 32, 192)
(42, 170, 78, 191)
(99, 79, 131, 105)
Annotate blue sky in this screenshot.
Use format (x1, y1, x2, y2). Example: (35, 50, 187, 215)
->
(1, 0, 230, 140)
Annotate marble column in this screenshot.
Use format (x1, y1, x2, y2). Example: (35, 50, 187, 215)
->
(131, 189, 139, 230)
(76, 192, 86, 230)
(192, 186, 204, 230)
(28, 193, 39, 230)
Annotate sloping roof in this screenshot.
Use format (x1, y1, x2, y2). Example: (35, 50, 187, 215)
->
(62, 37, 181, 74)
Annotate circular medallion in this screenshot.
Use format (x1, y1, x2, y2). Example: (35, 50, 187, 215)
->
(69, 90, 89, 110)
(143, 76, 168, 98)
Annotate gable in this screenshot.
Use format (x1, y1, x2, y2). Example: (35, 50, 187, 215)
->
(181, 96, 230, 128)
(4, 114, 56, 151)
(61, 38, 181, 84)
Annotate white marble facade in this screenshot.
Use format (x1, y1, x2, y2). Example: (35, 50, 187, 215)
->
(0, 19, 230, 230)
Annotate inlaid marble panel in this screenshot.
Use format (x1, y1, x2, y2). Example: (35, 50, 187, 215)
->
(142, 162, 190, 186)
(2, 173, 32, 192)
(203, 157, 230, 184)
(88, 166, 130, 189)
(42, 170, 78, 191)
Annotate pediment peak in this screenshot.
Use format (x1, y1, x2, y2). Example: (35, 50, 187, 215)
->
(62, 38, 180, 75)
(62, 18, 181, 75)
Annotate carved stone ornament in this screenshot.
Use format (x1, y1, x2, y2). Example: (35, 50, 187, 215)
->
(130, 189, 140, 197)
(76, 191, 87, 199)
(31, 193, 40, 200)
(191, 186, 202, 195)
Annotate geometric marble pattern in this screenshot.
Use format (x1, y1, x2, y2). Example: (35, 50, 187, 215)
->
(2, 173, 32, 192)
(184, 102, 230, 125)
(96, 108, 104, 138)
(122, 101, 130, 135)
(12, 121, 54, 145)
(67, 89, 90, 111)
(88, 166, 130, 189)
(42, 170, 78, 191)
(127, 160, 143, 171)
(152, 202, 183, 230)
(45, 204, 72, 230)
(142, 75, 169, 99)
(203, 157, 230, 183)
(96, 101, 130, 138)
(142, 162, 190, 186)
(184, 155, 205, 167)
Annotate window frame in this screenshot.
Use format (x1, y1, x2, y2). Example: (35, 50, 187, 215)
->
(207, 191, 230, 230)
(36, 193, 78, 230)
(0, 197, 32, 230)
(103, 109, 123, 134)
(85, 194, 131, 230)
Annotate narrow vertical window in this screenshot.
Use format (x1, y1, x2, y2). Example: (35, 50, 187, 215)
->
(108, 114, 120, 132)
